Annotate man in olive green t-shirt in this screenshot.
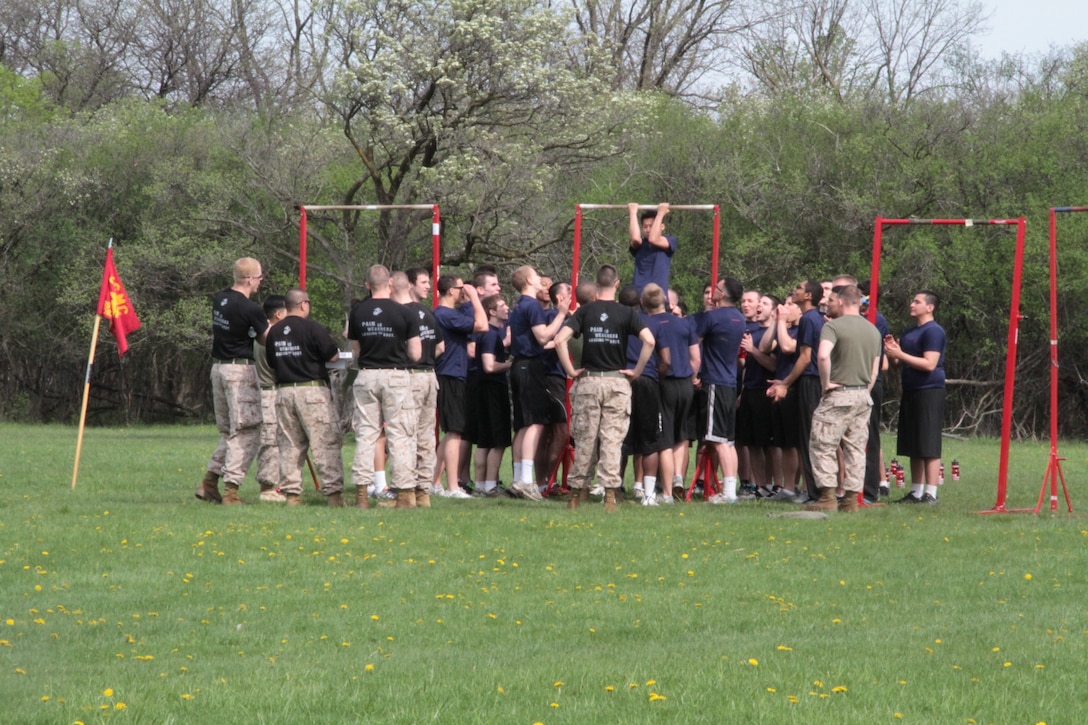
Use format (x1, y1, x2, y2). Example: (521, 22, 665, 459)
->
(806, 284, 882, 512)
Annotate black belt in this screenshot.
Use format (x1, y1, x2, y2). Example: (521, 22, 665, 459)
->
(409, 368, 435, 374)
(278, 380, 327, 388)
(583, 370, 624, 378)
(214, 358, 254, 365)
(359, 367, 408, 372)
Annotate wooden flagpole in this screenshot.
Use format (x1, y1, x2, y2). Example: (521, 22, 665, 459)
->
(72, 239, 111, 490)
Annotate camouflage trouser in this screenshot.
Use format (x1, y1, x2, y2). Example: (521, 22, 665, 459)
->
(255, 388, 279, 488)
(328, 367, 357, 437)
(207, 363, 262, 486)
(410, 370, 439, 489)
(810, 388, 871, 494)
(276, 385, 344, 496)
(569, 374, 631, 490)
(351, 369, 416, 490)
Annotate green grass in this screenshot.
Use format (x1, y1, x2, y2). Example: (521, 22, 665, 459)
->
(1, 423, 1086, 724)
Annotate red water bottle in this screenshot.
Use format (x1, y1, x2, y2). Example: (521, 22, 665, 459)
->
(951, 460, 960, 481)
(939, 463, 945, 485)
(895, 465, 905, 488)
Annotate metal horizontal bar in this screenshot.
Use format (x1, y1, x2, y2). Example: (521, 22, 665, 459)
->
(298, 204, 437, 211)
(878, 218, 1022, 226)
(1052, 206, 1088, 213)
(577, 204, 717, 211)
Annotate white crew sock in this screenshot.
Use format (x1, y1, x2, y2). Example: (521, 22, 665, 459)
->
(483, 480, 497, 493)
(644, 476, 657, 500)
(520, 460, 535, 485)
(723, 476, 737, 499)
(513, 462, 523, 484)
(911, 483, 924, 497)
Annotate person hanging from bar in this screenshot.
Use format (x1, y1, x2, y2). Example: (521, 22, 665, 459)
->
(629, 202, 676, 295)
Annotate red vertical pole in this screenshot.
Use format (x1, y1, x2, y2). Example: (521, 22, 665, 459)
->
(572, 205, 583, 290)
(710, 205, 720, 288)
(299, 206, 308, 290)
(991, 219, 1026, 512)
(867, 218, 883, 324)
(432, 204, 441, 307)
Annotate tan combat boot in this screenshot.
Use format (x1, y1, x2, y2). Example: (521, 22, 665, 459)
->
(326, 492, 345, 507)
(354, 488, 370, 509)
(395, 489, 417, 509)
(603, 488, 619, 512)
(567, 486, 589, 510)
(285, 493, 303, 507)
(194, 470, 222, 504)
(838, 493, 860, 513)
(222, 483, 245, 505)
(804, 487, 838, 512)
(415, 487, 431, 509)
(259, 484, 287, 503)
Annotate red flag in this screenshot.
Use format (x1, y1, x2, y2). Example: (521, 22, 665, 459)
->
(96, 247, 141, 356)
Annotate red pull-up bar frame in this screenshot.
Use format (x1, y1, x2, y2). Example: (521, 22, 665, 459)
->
(869, 217, 1026, 514)
(297, 204, 441, 303)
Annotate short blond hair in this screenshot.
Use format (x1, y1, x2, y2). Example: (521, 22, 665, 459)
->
(233, 257, 261, 283)
(511, 265, 535, 293)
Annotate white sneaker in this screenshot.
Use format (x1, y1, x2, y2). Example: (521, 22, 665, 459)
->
(769, 488, 797, 502)
(589, 484, 604, 497)
(641, 495, 658, 506)
(431, 485, 444, 496)
(633, 483, 644, 498)
(259, 489, 287, 503)
(709, 493, 738, 504)
(660, 495, 674, 505)
(372, 488, 396, 501)
(511, 482, 543, 501)
(446, 488, 471, 500)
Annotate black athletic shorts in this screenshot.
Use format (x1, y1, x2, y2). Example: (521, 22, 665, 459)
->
(897, 387, 944, 459)
(659, 377, 695, 447)
(474, 381, 513, 448)
(624, 376, 665, 455)
(704, 383, 737, 444)
(462, 377, 481, 443)
(735, 386, 773, 447)
(543, 375, 569, 425)
(436, 375, 467, 434)
(770, 383, 800, 448)
(511, 357, 552, 430)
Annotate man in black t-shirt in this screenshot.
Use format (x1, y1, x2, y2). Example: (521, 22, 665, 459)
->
(346, 265, 422, 509)
(554, 265, 654, 511)
(398, 269, 445, 507)
(197, 257, 269, 505)
(266, 289, 345, 507)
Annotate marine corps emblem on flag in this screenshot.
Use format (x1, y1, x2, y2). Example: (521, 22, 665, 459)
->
(96, 247, 141, 356)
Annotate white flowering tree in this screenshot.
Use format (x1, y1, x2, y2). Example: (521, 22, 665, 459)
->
(314, 0, 649, 275)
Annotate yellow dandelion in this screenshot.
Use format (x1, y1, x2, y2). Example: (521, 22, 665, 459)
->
(365, 664, 374, 672)
(649, 692, 666, 701)
(777, 645, 792, 651)
(813, 680, 823, 688)
(767, 687, 776, 693)
(553, 681, 563, 687)
(832, 686, 847, 693)
(41, 695, 50, 702)
(1004, 662, 1012, 667)
(605, 685, 614, 692)
(550, 702, 559, 708)
(103, 689, 114, 697)
(895, 713, 903, 719)
(645, 679, 656, 686)
(832, 618, 842, 624)
(787, 695, 798, 703)
(371, 615, 380, 621)
(1024, 573, 1032, 580)
(114, 703, 127, 710)
(15, 668, 26, 675)
(181, 693, 194, 700)
(748, 658, 759, 666)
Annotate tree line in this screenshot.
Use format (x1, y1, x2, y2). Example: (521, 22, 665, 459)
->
(2, 0, 1088, 437)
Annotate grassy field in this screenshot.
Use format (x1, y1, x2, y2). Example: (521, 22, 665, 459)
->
(1, 423, 1085, 724)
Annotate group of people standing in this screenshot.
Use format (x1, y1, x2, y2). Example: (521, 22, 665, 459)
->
(193, 204, 948, 512)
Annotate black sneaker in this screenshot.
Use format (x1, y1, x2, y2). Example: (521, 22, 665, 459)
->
(879, 485, 890, 498)
(893, 493, 921, 504)
(919, 493, 938, 504)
